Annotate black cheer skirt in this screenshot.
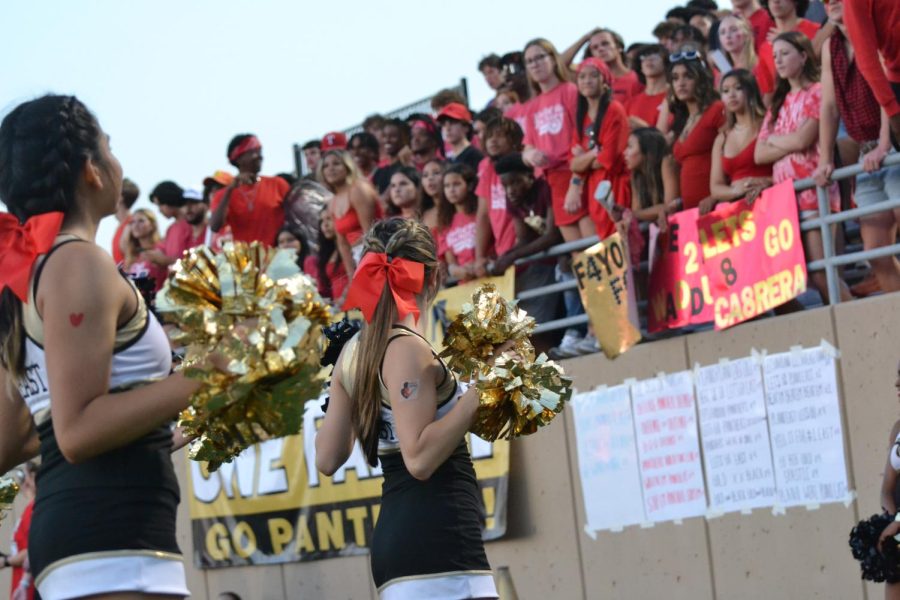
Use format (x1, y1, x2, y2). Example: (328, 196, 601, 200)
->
(371, 442, 492, 590)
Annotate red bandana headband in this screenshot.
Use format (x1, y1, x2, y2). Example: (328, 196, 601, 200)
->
(229, 135, 262, 162)
(0, 211, 65, 302)
(342, 252, 425, 323)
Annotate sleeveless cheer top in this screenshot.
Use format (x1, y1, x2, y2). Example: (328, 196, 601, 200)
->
(19, 237, 187, 599)
(337, 324, 497, 599)
(339, 324, 459, 455)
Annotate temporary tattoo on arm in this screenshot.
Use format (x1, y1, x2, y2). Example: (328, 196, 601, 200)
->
(69, 313, 85, 327)
(399, 380, 419, 401)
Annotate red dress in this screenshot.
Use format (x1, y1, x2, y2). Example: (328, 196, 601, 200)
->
(721, 137, 772, 182)
(523, 82, 583, 226)
(303, 254, 348, 301)
(333, 199, 383, 246)
(672, 101, 726, 209)
(572, 101, 632, 239)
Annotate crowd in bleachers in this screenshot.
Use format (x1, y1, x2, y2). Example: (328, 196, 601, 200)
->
(119, 0, 900, 358)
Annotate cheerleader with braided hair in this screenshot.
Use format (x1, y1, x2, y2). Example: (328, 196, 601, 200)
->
(0, 95, 203, 599)
(316, 217, 500, 599)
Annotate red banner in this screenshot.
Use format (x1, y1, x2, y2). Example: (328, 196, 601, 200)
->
(648, 181, 808, 332)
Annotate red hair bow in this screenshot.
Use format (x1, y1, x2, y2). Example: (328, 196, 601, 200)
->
(0, 211, 65, 302)
(342, 252, 425, 323)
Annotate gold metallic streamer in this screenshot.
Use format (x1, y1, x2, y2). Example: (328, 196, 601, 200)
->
(158, 242, 331, 471)
(440, 283, 572, 441)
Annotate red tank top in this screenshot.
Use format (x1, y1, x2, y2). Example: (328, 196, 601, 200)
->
(721, 136, 772, 182)
(333, 202, 383, 246)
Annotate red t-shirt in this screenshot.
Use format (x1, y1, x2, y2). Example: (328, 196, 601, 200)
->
(611, 71, 644, 105)
(572, 101, 632, 239)
(10, 500, 34, 600)
(625, 91, 667, 129)
(523, 81, 579, 172)
(438, 211, 477, 267)
(476, 157, 517, 257)
(505, 103, 530, 138)
(111, 216, 130, 264)
(672, 100, 726, 209)
(210, 176, 289, 245)
(162, 218, 193, 260)
(747, 7, 775, 51)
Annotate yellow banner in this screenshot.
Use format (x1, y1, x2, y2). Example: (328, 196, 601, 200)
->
(188, 397, 510, 568)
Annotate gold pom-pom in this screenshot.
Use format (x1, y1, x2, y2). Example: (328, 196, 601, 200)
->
(0, 477, 19, 525)
(440, 283, 572, 441)
(439, 283, 535, 378)
(158, 242, 331, 471)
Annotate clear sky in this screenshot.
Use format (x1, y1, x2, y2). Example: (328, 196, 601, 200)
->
(2, 0, 679, 250)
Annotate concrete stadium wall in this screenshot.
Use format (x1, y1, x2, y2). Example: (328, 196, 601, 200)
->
(2, 293, 898, 599)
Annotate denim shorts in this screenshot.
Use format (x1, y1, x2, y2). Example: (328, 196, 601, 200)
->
(856, 153, 900, 209)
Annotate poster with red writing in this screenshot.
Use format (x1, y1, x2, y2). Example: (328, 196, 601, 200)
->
(647, 208, 716, 332)
(696, 180, 807, 329)
(632, 371, 707, 522)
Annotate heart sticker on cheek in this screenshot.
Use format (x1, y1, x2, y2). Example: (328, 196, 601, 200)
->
(69, 313, 85, 327)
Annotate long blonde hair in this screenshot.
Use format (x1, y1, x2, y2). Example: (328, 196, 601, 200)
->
(125, 208, 160, 266)
(524, 38, 571, 96)
(350, 218, 439, 466)
(720, 14, 758, 70)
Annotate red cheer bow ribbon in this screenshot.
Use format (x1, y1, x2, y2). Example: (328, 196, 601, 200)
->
(342, 252, 425, 323)
(0, 211, 66, 302)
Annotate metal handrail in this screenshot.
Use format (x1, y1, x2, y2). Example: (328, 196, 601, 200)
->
(518, 152, 900, 335)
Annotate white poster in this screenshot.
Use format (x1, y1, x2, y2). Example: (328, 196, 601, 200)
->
(696, 357, 777, 514)
(632, 371, 707, 522)
(764, 346, 849, 508)
(571, 386, 646, 534)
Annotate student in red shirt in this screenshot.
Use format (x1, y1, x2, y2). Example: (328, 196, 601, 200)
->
(756, 0, 831, 91)
(386, 166, 426, 221)
(561, 29, 644, 105)
(731, 0, 774, 50)
(420, 158, 447, 235)
(473, 117, 523, 278)
(626, 45, 670, 129)
(110, 178, 139, 264)
(669, 52, 726, 210)
(571, 57, 631, 240)
(843, 0, 900, 143)
(122, 208, 169, 293)
(522, 38, 582, 243)
(438, 164, 479, 281)
(310, 207, 349, 304)
(210, 134, 289, 245)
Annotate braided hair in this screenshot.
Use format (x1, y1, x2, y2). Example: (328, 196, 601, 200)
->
(0, 95, 103, 384)
(349, 218, 439, 466)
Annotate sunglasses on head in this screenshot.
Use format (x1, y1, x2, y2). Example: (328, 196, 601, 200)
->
(669, 50, 703, 63)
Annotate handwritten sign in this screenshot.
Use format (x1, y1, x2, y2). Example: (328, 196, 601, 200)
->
(647, 208, 715, 332)
(572, 232, 641, 359)
(697, 181, 807, 329)
(764, 346, 849, 508)
(632, 371, 707, 521)
(648, 181, 808, 332)
(696, 358, 777, 513)
(572, 386, 646, 533)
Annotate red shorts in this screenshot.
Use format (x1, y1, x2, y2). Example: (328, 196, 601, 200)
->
(547, 168, 588, 227)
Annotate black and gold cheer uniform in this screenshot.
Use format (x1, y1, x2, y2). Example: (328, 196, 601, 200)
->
(339, 325, 498, 599)
(19, 238, 188, 600)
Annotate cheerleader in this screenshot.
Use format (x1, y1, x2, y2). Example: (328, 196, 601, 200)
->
(0, 95, 205, 599)
(315, 217, 500, 599)
(876, 361, 900, 600)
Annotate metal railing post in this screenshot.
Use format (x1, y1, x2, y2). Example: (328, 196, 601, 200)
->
(815, 184, 841, 305)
